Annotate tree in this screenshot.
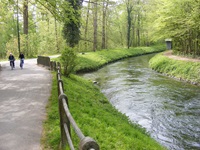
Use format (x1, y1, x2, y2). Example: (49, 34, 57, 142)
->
(0, 1, 17, 58)
(84, 0, 91, 50)
(23, 0, 28, 35)
(101, 0, 109, 49)
(23, 0, 28, 56)
(63, 0, 83, 47)
(92, 0, 98, 51)
(148, 0, 200, 56)
(126, 0, 133, 49)
(17, 0, 21, 54)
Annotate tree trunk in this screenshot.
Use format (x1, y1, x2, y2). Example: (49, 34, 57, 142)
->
(137, 13, 140, 46)
(55, 18, 59, 53)
(23, 0, 28, 35)
(101, 0, 108, 49)
(126, 0, 133, 49)
(23, 0, 28, 56)
(84, 0, 90, 51)
(137, 0, 141, 46)
(17, 0, 21, 54)
(93, 0, 98, 52)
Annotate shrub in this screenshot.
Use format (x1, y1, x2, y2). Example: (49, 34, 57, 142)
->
(60, 46, 77, 77)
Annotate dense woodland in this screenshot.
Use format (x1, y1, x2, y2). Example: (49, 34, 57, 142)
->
(0, 0, 199, 59)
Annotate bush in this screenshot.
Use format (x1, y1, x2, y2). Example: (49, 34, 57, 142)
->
(60, 46, 77, 77)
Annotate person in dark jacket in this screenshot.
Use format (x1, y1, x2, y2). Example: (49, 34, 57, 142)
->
(8, 53, 15, 68)
(19, 52, 25, 69)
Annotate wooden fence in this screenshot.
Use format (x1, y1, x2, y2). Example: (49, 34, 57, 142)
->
(37, 56, 51, 68)
(37, 56, 100, 150)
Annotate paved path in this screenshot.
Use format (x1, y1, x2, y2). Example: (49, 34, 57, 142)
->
(0, 59, 52, 150)
(164, 50, 200, 62)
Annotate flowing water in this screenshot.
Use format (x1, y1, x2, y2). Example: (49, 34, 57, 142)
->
(80, 54, 200, 150)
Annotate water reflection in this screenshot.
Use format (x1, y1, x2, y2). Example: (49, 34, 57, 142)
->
(80, 54, 200, 150)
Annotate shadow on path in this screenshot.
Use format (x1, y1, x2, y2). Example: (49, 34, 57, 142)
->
(0, 59, 52, 150)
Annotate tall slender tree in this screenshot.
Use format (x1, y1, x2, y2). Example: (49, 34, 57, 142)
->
(126, 0, 133, 49)
(17, 0, 21, 53)
(23, 0, 28, 35)
(92, 0, 98, 51)
(101, 0, 109, 49)
(63, 0, 83, 47)
(23, 0, 28, 55)
(84, 0, 91, 50)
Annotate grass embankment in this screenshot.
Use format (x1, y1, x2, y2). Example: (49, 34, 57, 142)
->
(42, 45, 166, 150)
(75, 45, 165, 73)
(149, 52, 200, 85)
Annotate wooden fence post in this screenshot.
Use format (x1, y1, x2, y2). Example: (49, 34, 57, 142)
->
(50, 61, 53, 71)
(79, 137, 100, 150)
(53, 61, 57, 71)
(57, 62, 61, 71)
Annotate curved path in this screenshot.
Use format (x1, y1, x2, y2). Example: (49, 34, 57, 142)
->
(164, 50, 200, 62)
(0, 59, 52, 150)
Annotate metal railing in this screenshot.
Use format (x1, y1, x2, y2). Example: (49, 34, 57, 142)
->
(37, 56, 100, 150)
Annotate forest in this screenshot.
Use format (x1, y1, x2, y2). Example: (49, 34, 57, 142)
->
(0, 0, 199, 59)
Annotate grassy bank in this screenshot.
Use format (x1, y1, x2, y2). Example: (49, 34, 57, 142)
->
(42, 45, 166, 150)
(149, 52, 200, 85)
(75, 45, 165, 73)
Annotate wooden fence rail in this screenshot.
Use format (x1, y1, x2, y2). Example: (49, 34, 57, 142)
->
(37, 56, 100, 150)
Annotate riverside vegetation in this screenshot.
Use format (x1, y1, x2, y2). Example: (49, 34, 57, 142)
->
(42, 45, 167, 150)
(149, 52, 200, 85)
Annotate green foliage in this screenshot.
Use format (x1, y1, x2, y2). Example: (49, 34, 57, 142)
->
(149, 52, 200, 84)
(0, 1, 68, 59)
(148, 0, 200, 56)
(80, 0, 152, 50)
(5, 31, 64, 58)
(62, 0, 82, 47)
(5, 37, 19, 57)
(36, 17, 66, 55)
(60, 47, 77, 77)
(0, 0, 175, 59)
(63, 20, 80, 47)
(0, 2, 18, 58)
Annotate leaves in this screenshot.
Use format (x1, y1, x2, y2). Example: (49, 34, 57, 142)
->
(148, 0, 200, 56)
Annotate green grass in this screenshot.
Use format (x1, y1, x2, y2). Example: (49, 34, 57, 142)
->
(149, 52, 200, 85)
(42, 74, 166, 150)
(75, 45, 166, 73)
(42, 45, 167, 150)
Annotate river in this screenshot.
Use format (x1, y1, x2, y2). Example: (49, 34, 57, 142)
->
(80, 54, 200, 150)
